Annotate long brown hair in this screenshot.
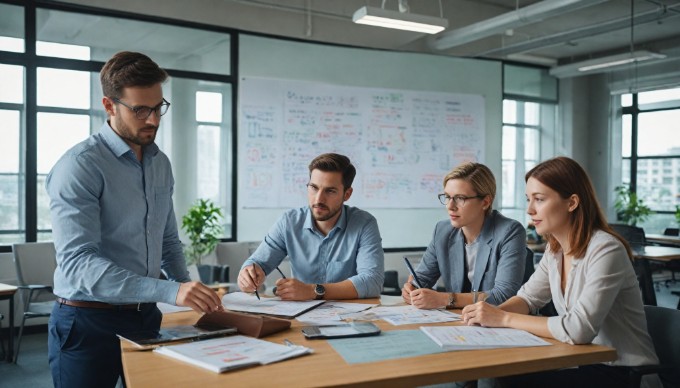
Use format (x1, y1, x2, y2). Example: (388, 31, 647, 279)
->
(525, 156, 632, 260)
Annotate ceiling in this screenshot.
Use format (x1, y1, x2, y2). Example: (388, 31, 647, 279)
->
(216, 0, 680, 78)
(15, 0, 680, 83)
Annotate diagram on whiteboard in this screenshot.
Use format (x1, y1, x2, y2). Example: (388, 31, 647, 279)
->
(239, 77, 485, 208)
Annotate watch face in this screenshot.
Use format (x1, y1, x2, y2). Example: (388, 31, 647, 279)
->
(315, 284, 326, 296)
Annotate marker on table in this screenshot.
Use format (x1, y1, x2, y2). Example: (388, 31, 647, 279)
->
(403, 257, 423, 289)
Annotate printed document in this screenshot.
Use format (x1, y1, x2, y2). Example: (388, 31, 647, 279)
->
(421, 326, 552, 350)
(154, 335, 312, 373)
(296, 302, 377, 325)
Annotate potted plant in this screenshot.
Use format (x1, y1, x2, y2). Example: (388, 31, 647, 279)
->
(181, 199, 225, 283)
(613, 185, 653, 226)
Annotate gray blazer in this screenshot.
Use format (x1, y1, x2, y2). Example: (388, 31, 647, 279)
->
(415, 210, 527, 305)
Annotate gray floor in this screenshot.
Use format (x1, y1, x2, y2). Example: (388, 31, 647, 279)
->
(1, 284, 678, 388)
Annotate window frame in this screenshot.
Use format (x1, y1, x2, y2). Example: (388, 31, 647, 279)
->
(0, 0, 239, 249)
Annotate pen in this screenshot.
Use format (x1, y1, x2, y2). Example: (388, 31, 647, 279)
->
(283, 338, 295, 347)
(403, 257, 423, 289)
(272, 267, 286, 295)
(473, 289, 478, 303)
(254, 289, 260, 300)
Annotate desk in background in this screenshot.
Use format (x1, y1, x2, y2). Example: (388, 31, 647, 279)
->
(0, 283, 17, 363)
(646, 233, 680, 247)
(121, 300, 616, 387)
(634, 245, 680, 306)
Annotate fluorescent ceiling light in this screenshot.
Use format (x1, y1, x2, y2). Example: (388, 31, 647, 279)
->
(352, 6, 448, 34)
(549, 50, 667, 78)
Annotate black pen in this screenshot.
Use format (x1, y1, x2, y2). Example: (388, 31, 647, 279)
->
(275, 267, 286, 279)
(272, 267, 286, 295)
(403, 257, 423, 289)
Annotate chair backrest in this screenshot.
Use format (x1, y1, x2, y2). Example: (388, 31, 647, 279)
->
(523, 247, 535, 284)
(215, 242, 252, 282)
(644, 305, 680, 387)
(609, 223, 646, 248)
(12, 242, 57, 288)
(663, 228, 679, 237)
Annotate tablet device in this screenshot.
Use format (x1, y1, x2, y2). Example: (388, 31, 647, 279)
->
(118, 324, 237, 350)
(301, 322, 381, 339)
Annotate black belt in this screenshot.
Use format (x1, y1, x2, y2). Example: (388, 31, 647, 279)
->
(56, 297, 155, 311)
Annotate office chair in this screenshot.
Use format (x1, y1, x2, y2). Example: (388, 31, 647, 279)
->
(627, 305, 680, 388)
(523, 247, 535, 284)
(609, 223, 647, 248)
(381, 270, 401, 296)
(663, 228, 679, 237)
(660, 228, 680, 287)
(12, 242, 58, 363)
(0, 312, 5, 360)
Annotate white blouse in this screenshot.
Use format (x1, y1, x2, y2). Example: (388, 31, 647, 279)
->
(518, 230, 658, 367)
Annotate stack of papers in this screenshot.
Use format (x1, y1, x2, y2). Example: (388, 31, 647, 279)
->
(420, 326, 552, 350)
(154, 335, 312, 373)
(222, 292, 324, 319)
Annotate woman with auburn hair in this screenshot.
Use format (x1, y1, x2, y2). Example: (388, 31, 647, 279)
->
(402, 162, 526, 310)
(462, 156, 659, 387)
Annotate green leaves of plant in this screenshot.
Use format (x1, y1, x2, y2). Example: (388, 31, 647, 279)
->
(181, 199, 224, 265)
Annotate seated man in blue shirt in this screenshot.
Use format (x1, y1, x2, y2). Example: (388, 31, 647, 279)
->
(46, 51, 222, 388)
(238, 153, 384, 300)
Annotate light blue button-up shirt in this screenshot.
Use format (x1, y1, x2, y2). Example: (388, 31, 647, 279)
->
(46, 122, 189, 304)
(242, 205, 385, 298)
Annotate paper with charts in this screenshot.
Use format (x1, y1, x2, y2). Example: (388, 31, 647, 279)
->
(420, 326, 552, 350)
(340, 305, 461, 326)
(296, 302, 378, 325)
(154, 335, 312, 373)
(221, 292, 324, 319)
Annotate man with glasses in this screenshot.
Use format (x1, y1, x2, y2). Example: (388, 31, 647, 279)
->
(238, 153, 384, 301)
(46, 51, 222, 388)
(402, 162, 527, 311)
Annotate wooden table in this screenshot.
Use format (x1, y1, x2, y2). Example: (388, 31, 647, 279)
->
(121, 301, 616, 387)
(0, 283, 18, 363)
(646, 233, 680, 247)
(634, 245, 680, 306)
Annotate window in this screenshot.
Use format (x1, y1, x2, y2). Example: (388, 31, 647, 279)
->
(620, 87, 680, 234)
(500, 64, 558, 225)
(0, 3, 235, 244)
(501, 100, 542, 223)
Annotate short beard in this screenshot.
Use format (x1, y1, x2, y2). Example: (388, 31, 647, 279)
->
(311, 204, 341, 222)
(113, 115, 157, 146)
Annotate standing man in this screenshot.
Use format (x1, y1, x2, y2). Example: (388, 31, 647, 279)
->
(46, 51, 222, 387)
(238, 153, 384, 300)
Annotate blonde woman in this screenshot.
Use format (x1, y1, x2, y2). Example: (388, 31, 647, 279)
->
(402, 162, 527, 309)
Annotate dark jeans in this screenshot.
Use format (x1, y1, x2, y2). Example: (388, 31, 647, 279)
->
(48, 302, 162, 388)
(498, 364, 632, 388)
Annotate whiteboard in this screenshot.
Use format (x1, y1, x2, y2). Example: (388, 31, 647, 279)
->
(237, 34, 502, 248)
(239, 77, 485, 208)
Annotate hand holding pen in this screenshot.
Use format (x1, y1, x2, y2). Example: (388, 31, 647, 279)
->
(237, 263, 265, 299)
